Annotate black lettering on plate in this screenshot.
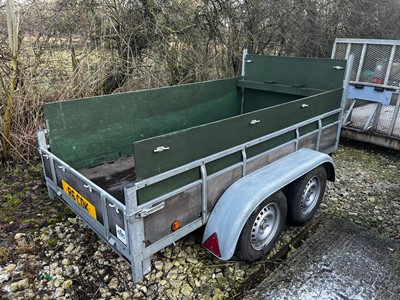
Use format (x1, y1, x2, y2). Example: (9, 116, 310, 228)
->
(67, 187, 73, 198)
(69, 188, 76, 200)
(76, 195, 89, 213)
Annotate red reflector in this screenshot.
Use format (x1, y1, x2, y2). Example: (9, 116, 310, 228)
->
(202, 233, 221, 257)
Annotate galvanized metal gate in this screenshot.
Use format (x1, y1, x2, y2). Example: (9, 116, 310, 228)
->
(332, 38, 400, 149)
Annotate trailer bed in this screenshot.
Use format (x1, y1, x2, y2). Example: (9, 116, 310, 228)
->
(79, 156, 136, 203)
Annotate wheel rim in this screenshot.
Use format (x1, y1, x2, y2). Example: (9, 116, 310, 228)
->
(300, 176, 321, 215)
(251, 202, 281, 251)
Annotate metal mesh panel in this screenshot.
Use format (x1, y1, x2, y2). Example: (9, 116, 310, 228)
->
(388, 94, 400, 137)
(393, 117, 400, 137)
(348, 101, 377, 130)
(349, 44, 363, 81)
(377, 105, 393, 135)
(389, 47, 400, 87)
(334, 43, 347, 60)
(360, 45, 392, 85)
(334, 39, 400, 144)
(347, 98, 400, 138)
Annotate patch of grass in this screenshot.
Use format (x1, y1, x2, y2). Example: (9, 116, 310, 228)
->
(1, 214, 16, 223)
(48, 238, 58, 248)
(47, 218, 59, 225)
(335, 141, 400, 184)
(0, 246, 10, 265)
(0, 161, 76, 240)
(22, 218, 41, 225)
(4, 193, 23, 207)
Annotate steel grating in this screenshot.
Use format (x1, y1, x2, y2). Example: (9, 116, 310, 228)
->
(332, 39, 400, 146)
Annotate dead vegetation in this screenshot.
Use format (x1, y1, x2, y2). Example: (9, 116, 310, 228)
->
(1, 0, 400, 162)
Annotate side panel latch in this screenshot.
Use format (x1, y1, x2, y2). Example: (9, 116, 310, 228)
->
(132, 202, 165, 221)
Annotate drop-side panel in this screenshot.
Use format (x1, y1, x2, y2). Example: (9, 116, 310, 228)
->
(133, 89, 343, 204)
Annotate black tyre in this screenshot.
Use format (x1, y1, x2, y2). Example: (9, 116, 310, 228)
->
(235, 191, 287, 262)
(286, 166, 327, 225)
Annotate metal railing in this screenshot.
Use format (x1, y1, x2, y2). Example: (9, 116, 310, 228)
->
(332, 38, 400, 148)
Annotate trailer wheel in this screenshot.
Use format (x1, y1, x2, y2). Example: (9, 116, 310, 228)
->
(235, 191, 287, 262)
(286, 166, 326, 225)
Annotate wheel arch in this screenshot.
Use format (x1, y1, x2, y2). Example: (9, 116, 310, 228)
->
(323, 161, 335, 182)
(202, 148, 334, 260)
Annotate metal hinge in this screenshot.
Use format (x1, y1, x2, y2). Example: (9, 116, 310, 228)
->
(250, 119, 261, 125)
(154, 146, 170, 153)
(133, 202, 165, 220)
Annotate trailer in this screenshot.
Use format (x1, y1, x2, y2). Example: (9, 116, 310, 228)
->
(332, 38, 400, 149)
(38, 51, 350, 282)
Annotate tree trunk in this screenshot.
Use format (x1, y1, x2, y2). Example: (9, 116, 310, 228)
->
(1, 0, 19, 163)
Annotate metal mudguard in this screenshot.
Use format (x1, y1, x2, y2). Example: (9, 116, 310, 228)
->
(202, 148, 334, 260)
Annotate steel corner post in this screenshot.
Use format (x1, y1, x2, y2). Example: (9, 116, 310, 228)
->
(335, 53, 354, 150)
(125, 185, 150, 283)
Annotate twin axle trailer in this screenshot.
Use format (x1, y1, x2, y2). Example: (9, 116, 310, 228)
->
(38, 52, 351, 282)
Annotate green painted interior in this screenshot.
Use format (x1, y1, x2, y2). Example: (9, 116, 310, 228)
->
(237, 80, 324, 96)
(44, 78, 241, 169)
(240, 55, 345, 113)
(43, 55, 346, 204)
(244, 55, 346, 90)
(242, 89, 301, 112)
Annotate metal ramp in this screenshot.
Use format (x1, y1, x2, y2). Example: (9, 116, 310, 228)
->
(243, 218, 400, 300)
(332, 38, 400, 149)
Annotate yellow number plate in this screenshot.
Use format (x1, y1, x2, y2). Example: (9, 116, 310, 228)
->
(62, 180, 97, 220)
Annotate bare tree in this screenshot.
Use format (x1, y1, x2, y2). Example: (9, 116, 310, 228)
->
(1, 0, 400, 162)
(1, 0, 19, 163)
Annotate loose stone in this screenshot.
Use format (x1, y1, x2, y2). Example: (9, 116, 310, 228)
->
(10, 278, 30, 292)
(62, 279, 73, 289)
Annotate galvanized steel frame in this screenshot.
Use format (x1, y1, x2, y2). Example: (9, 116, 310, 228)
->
(38, 131, 130, 260)
(38, 103, 343, 282)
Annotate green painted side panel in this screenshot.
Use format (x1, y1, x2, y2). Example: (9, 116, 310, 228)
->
(135, 88, 343, 203)
(44, 78, 241, 169)
(137, 169, 200, 204)
(246, 132, 296, 159)
(299, 122, 319, 136)
(322, 113, 340, 126)
(137, 152, 242, 203)
(245, 55, 346, 91)
(206, 152, 242, 175)
(237, 80, 324, 96)
(243, 89, 301, 113)
(134, 88, 343, 203)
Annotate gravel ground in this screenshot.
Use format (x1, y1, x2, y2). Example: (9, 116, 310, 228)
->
(0, 139, 399, 299)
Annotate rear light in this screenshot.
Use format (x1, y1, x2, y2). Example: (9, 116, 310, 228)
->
(171, 220, 181, 231)
(202, 233, 221, 257)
